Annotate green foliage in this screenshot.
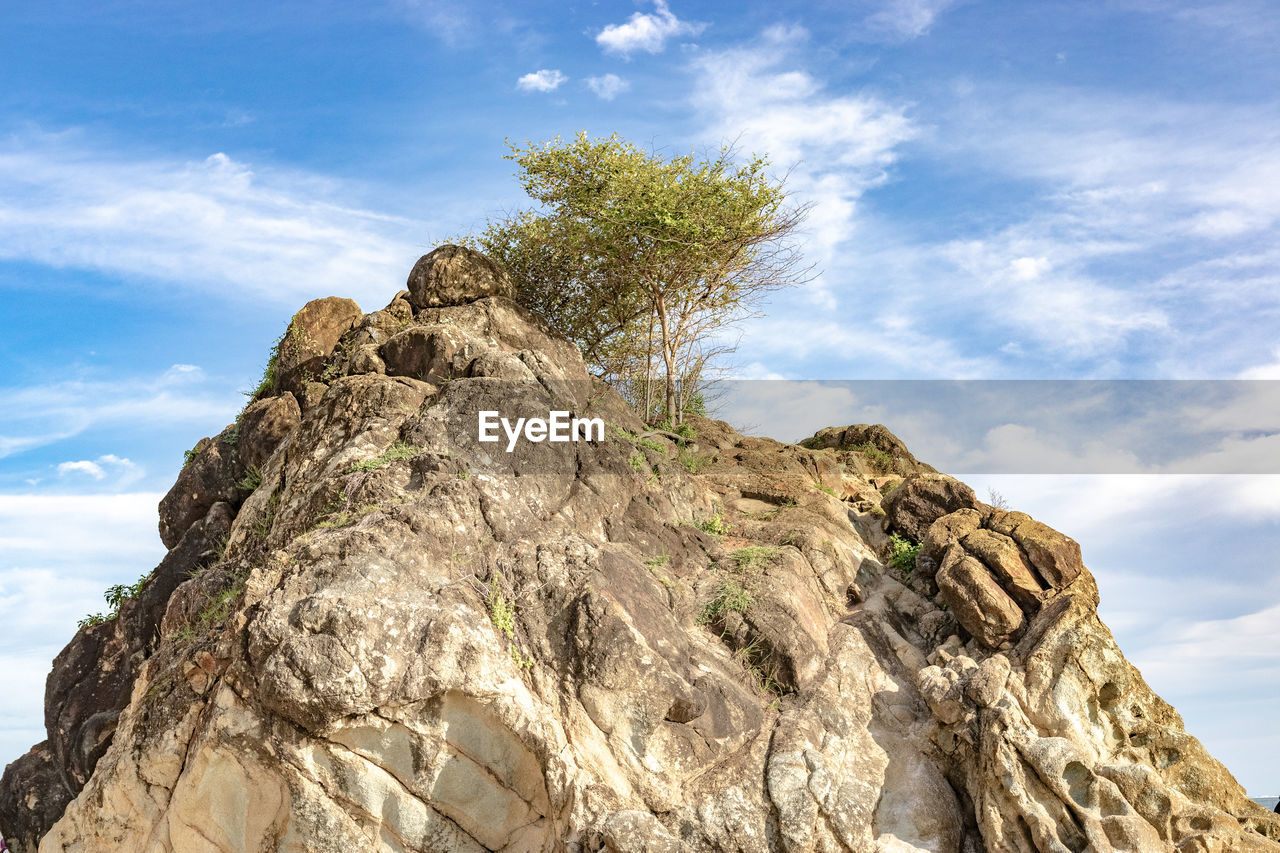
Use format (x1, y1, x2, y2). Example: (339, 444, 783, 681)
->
(237, 466, 263, 492)
(645, 554, 671, 570)
(882, 480, 900, 495)
(726, 545, 777, 574)
(654, 416, 698, 442)
(813, 482, 837, 497)
(870, 505, 886, 518)
(181, 440, 205, 469)
(348, 440, 421, 473)
(613, 425, 665, 453)
(855, 442, 894, 470)
(628, 451, 648, 475)
(799, 436, 821, 449)
(221, 422, 240, 450)
(677, 447, 712, 474)
(247, 351, 278, 400)
(889, 533, 920, 577)
(701, 577, 755, 624)
(488, 578, 516, 640)
(487, 577, 534, 669)
(476, 132, 809, 422)
(79, 572, 151, 629)
(696, 506, 730, 536)
(173, 574, 247, 643)
(733, 637, 784, 697)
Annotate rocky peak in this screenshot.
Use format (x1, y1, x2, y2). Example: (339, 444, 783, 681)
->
(2, 246, 1277, 852)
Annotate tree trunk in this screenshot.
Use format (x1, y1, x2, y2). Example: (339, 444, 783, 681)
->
(654, 297, 677, 422)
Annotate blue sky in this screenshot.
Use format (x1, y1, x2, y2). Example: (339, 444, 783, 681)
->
(1, 0, 1279, 793)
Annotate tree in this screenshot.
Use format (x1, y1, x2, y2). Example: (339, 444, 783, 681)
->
(476, 132, 811, 422)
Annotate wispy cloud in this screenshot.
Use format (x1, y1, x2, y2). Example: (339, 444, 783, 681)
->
(56, 454, 143, 487)
(586, 73, 630, 101)
(0, 365, 238, 460)
(863, 0, 958, 41)
(690, 26, 917, 291)
(596, 0, 704, 57)
(516, 68, 568, 93)
(0, 132, 426, 309)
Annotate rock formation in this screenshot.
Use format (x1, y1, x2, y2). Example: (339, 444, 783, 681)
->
(2, 246, 1278, 852)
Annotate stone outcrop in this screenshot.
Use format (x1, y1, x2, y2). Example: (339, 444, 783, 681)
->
(3, 246, 1277, 852)
(407, 244, 514, 309)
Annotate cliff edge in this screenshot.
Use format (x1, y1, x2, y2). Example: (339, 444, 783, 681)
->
(3, 245, 1277, 852)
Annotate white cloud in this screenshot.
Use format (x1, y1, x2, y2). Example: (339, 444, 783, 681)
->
(864, 0, 958, 41)
(0, 492, 166, 769)
(690, 26, 918, 310)
(0, 132, 427, 309)
(56, 454, 144, 487)
(0, 366, 238, 459)
(1239, 348, 1280, 378)
(587, 73, 630, 101)
(57, 460, 105, 479)
(596, 0, 703, 57)
(516, 68, 568, 93)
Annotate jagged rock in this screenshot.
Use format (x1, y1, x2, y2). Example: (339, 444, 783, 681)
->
(961, 528, 1045, 611)
(7, 245, 1278, 853)
(406, 244, 514, 309)
(157, 427, 239, 549)
(802, 423, 935, 476)
(883, 472, 982, 542)
(235, 393, 301, 471)
(274, 295, 362, 395)
(936, 545, 1025, 647)
(0, 742, 66, 853)
(989, 508, 1084, 588)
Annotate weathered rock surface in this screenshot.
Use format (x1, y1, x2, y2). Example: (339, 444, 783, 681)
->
(407, 244, 514, 309)
(3, 248, 1277, 852)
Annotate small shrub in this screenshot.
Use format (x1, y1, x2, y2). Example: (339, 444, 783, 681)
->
(701, 578, 755, 623)
(645, 554, 671, 570)
(181, 441, 205, 469)
(882, 480, 900, 495)
(678, 447, 712, 474)
(697, 507, 730, 536)
(987, 487, 1011, 510)
(888, 533, 920, 576)
(488, 578, 517, 640)
(628, 451, 648, 475)
(813, 482, 837, 497)
(855, 442, 894, 470)
(237, 466, 263, 492)
(78, 572, 151, 629)
(726, 545, 777, 574)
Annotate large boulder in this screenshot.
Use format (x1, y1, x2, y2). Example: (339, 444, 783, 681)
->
(235, 394, 301, 471)
(988, 509, 1084, 588)
(406, 244, 514, 309)
(883, 473, 981, 542)
(936, 546, 1025, 647)
(274, 296, 362, 395)
(158, 427, 240, 549)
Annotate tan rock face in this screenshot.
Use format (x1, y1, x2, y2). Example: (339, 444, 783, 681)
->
(5, 247, 1278, 853)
